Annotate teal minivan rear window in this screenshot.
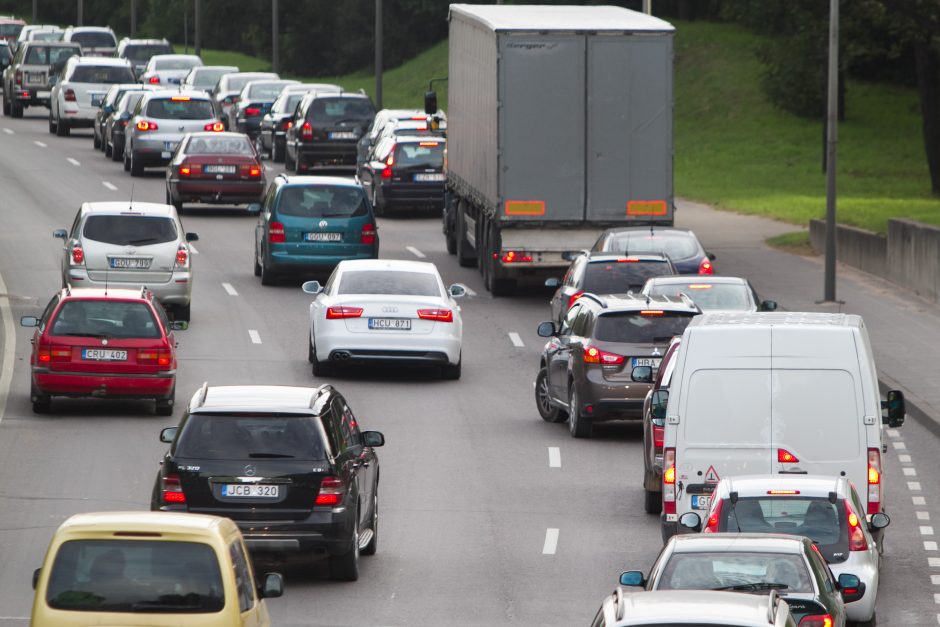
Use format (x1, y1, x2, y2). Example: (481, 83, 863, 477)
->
(278, 185, 368, 218)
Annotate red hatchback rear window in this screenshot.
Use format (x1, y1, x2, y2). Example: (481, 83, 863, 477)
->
(51, 300, 160, 339)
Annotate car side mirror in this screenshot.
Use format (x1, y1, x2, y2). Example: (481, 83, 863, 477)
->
(48, 75, 57, 85)
(32, 568, 40, 590)
(362, 430, 385, 447)
(168, 321, 188, 331)
(259, 572, 284, 599)
(20, 316, 39, 327)
(759, 300, 777, 312)
(631, 365, 653, 383)
(302, 280, 322, 295)
(882, 389, 905, 427)
(537, 321, 557, 337)
(561, 250, 586, 261)
(679, 511, 702, 531)
(619, 570, 645, 587)
(247, 203, 262, 215)
(448, 283, 467, 298)
(837, 573, 865, 604)
(869, 512, 890, 530)
(707, 252, 716, 261)
(544, 278, 561, 288)
(424, 89, 438, 115)
(159, 427, 178, 443)
(185, 232, 199, 242)
(103, 104, 113, 113)
(53, 229, 67, 239)
(650, 389, 669, 420)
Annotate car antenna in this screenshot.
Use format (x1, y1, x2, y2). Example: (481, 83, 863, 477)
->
(129, 183, 135, 211)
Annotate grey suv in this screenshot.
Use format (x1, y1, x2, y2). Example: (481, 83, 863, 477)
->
(535, 293, 699, 438)
(2, 41, 81, 117)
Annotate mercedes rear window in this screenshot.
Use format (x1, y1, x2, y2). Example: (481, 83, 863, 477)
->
(145, 98, 214, 119)
(46, 540, 223, 613)
(658, 551, 813, 593)
(185, 135, 254, 155)
(583, 260, 673, 294)
(175, 414, 327, 460)
(605, 232, 701, 260)
(337, 270, 440, 297)
(278, 185, 368, 218)
(71, 31, 116, 48)
(83, 215, 177, 246)
(593, 311, 696, 343)
(70, 65, 135, 83)
(394, 142, 443, 168)
(50, 300, 160, 339)
(648, 282, 752, 311)
(123, 44, 172, 62)
(306, 97, 375, 123)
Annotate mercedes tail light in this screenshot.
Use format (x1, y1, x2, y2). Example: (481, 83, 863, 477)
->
(361, 223, 376, 245)
(381, 152, 395, 179)
(325, 306, 363, 319)
(703, 498, 723, 533)
(867, 447, 881, 514)
(148, 75, 160, 84)
(417, 309, 454, 323)
(698, 258, 714, 274)
(567, 291, 584, 309)
(301, 120, 313, 140)
(845, 500, 868, 551)
(663, 448, 676, 515)
(268, 221, 285, 243)
(161, 473, 186, 504)
(136, 120, 158, 131)
(64, 88, 76, 102)
(315, 476, 345, 506)
(175, 245, 189, 268)
(583, 345, 624, 365)
(204, 121, 224, 132)
(70, 245, 84, 266)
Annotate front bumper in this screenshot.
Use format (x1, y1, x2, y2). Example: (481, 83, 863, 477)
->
(32, 368, 175, 398)
(65, 269, 192, 305)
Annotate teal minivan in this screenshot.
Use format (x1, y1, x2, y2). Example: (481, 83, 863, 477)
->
(253, 175, 379, 285)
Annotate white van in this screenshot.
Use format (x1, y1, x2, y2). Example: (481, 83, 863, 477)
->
(658, 312, 906, 542)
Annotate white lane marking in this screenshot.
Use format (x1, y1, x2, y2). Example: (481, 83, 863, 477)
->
(405, 246, 426, 259)
(904, 467, 918, 476)
(0, 271, 15, 426)
(893, 441, 907, 450)
(508, 332, 524, 347)
(189, 245, 199, 254)
(899, 454, 913, 463)
(927, 541, 939, 551)
(33, 140, 47, 148)
(102, 181, 118, 191)
(542, 528, 559, 555)
(887, 428, 900, 438)
(922, 526, 935, 536)
(932, 574, 940, 585)
(920, 512, 932, 521)
(67, 157, 80, 166)
(222, 283, 238, 296)
(248, 330, 262, 344)
(916, 496, 928, 506)
(2, 128, 13, 135)
(930, 557, 940, 567)
(464, 285, 477, 297)
(910, 482, 923, 491)
(548, 447, 561, 468)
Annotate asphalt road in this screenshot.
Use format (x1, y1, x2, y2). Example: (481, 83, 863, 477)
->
(0, 107, 936, 626)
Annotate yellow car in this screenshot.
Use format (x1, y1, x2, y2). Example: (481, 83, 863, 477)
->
(31, 511, 283, 626)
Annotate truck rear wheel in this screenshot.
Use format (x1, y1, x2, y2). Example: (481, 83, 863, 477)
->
(456, 201, 476, 268)
(483, 220, 516, 296)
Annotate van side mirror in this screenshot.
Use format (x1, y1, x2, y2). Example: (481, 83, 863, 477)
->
(448, 283, 467, 298)
(650, 389, 669, 420)
(537, 321, 557, 337)
(869, 512, 890, 530)
(424, 90, 437, 115)
(619, 571, 645, 587)
(32, 568, 40, 590)
(247, 203, 262, 215)
(362, 430, 385, 447)
(631, 365, 653, 383)
(882, 390, 905, 427)
(837, 573, 865, 604)
(544, 278, 561, 288)
(259, 572, 284, 599)
(759, 300, 777, 312)
(302, 280, 322, 295)
(679, 511, 702, 531)
(159, 427, 178, 443)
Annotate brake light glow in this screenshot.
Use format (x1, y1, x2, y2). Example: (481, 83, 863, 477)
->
(175, 245, 189, 267)
(170, 95, 190, 101)
(204, 121, 224, 132)
(361, 223, 376, 245)
(567, 291, 584, 309)
(583, 346, 624, 365)
(617, 257, 640, 262)
(38, 346, 71, 363)
(777, 448, 799, 463)
(688, 284, 713, 289)
(301, 120, 313, 140)
(148, 75, 160, 84)
(179, 162, 200, 176)
(845, 500, 868, 551)
(64, 88, 76, 102)
(663, 448, 676, 515)
(326, 306, 363, 319)
(269, 221, 285, 243)
(245, 106, 261, 116)
(640, 310, 664, 315)
(767, 490, 800, 495)
(381, 152, 395, 179)
(799, 615, 833, 627)
(703, 498, 723, 533)
(417, 309, 454, 323)
(70, 245, 84, 265)
(315, 476, 345, 506)
(698, 258, 714, 274)
(136, 120, 158, 131)
(161, 473, 186, 504)
(501, 250, 533, 263)
(240, 164, 262, 178)
(138, 349, 172, 367)
(867, 447, 881, 514)
(410, 115, 427, 120)
(418, 141, 439, 147)
(281, 120, 292, 130)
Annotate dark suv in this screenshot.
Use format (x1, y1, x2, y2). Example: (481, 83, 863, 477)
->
(152, 383, 385, 581)
(357, 134, 446, 215)
(285, 91, 376, 172)
(535, 293, 699, 438)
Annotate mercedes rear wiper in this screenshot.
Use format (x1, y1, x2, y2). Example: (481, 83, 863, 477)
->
(248, 452, 295, 458)
(713, 582, 789, 592)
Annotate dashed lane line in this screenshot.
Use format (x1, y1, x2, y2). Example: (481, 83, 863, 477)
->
(508, 332, 524, 347)
(2, 128, 13, 135)
(921, 526, 934, 536)
(910, 482, 923, 491)
(887, 428, 901, 438)
(542, 528, 559, 555)
(927, 541, 938, 551)
(0, 271, 16, 425)
(33, 140, 47, 148)
(67, 157, 80, 166)
(919, 512, 932, 521)
(548, 447, 561, 468)
(406, 246, 426, 259)
(900, 454, 913, 463)
(102, 181, 118, 191)
(904, 467, 918, 476)
(248, 330, 262, 344)
(893, 441, 907, 450)
(916, 497, 928, 506)
(222, 283, 238, 296)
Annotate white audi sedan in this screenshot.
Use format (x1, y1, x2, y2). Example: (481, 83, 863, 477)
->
(303, 259, 466, 379)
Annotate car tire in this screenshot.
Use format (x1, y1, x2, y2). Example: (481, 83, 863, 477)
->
(2, 96, 10, 116)
(259, 255, 277, 286)
(307, 332, 315, 363)
(175, 303, 191, 323)
(123, 149, 131, 172)
(329, 514, 360, 581)
(644, 488, 662, 514)
(285, 147, 296, 172)
(455, 201, 476, 268)
(155, 388, 175, 416)
(536, 369, 566, 423)
(361, 492, 378, 556)
(852, 614, 876, 627)
(10, 100, 22, 118)
(130, 151, 143, 176)
(55, 116, 69, 137)
(441, 356, 462, 380)
(31, 384, 51, 414)
(568, 386, 593, 438)
(272, 139, 285, 163)
(104, 139, 112, 157)
(48, 111, 57, 134)
(311, 342, 334, 377)
(253, 251, 262, 277)
(93, 130, 101, 149)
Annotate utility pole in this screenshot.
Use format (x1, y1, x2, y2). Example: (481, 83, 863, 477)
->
(643, 0, 652, 14)
(823, 0, 839, 302)
(272, 0, 279, 74)
(194, 0, 202, 56)
(32, 0, 37, 23)
(77, 0, 82, 26)
(374, 0, 383, 109)
(131, 0, 137, 36)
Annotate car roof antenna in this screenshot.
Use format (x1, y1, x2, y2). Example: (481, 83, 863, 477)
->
(129, 183, 135, 211)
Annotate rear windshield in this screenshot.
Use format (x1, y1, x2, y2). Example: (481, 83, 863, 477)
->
(83, 215, 178, 246)
(337, 270, 440, 297)
(394, 142, 443, 169)
(0, 46, 8, 62)
(226, 74, 276, 92)
(0, 24, 23, 37)
(658, 552, 812, 593)
(247, 81, 292, 100)
(277, 185, 368, 218)
(50, 300, 160, 339)
(583, 260, 673, 294)
(593, 311, 696, 344)
(648, 282, 752, 311)
(25, 45, 78, 65)
(175, 414, 327, 460)
(145, 98, 214, 119)
(71, 31, 116, 48)
(185, 135, 253, 155)
(116, 91, 145, 112)
(155, 57, 198, 70)
(279, 93, 304, 113)
(70, 65, 135, 84)
(307, 97, 375, 123)
(46, 540, 223, 613)
(192, 67, 230, 87)
(717, 496, 849, 563)
(604, 232, 701, 260)
(32, 31, 63, 42)
(123, 44, 172, 62)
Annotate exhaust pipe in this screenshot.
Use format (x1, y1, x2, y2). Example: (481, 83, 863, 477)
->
(332, 351, 351, 361)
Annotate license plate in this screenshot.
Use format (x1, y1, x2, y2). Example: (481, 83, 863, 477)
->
(221, 484, 279, 498)
(329, 131, 356, 140)
(91, 94, 104, 106)
(82, 348, 127, 361)
(37, 90, 50, 98)
(161, 151, 171, 159)
(414, 173, 445, 182)
(368, 318, 412, 330)
(204, 164, 236, 174)
(304, 232, 342, 242)
(109, 257, 151, 269)
(27, 74, 44, 85)
(631, 357, 662, 368)
(691, 495, 711, 510)
(168, 77, 180, 84)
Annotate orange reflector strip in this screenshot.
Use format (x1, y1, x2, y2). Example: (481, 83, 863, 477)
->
(627, 200, 668, 216)
(505, 200, 545, 216)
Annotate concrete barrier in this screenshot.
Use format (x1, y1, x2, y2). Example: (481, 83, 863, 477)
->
(808, 219, 888, 279)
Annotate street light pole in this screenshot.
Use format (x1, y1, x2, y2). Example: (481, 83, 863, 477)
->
(272, 0, 279, 74)
(32, 0, 37, 23)
(374, 0, 383, 109)
(643, 0, 652, 14)
(194, 0, 202, 56)
(77, 0, 83, 26)
(823, 0, 839, 302)
(131, 0, 137, 36)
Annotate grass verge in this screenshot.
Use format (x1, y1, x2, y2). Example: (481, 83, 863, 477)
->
(766, 231, 816, 256)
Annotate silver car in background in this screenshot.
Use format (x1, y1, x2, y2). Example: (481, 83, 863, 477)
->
(140, 54, 203, 86)
(211, 71, 278, 124)
(49, 56, 135, 137)
(61, 26, 117, 57)
(181, 64, 238, 93)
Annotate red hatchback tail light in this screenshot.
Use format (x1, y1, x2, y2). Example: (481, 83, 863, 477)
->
(799, 616, 833, 627)
(245, 107, 261, 116)
(179, 161, 201, 177)
(361, 223, 376, 245)
(567, 291, 584, 309)
(268, 221, 285, 243)
(326, 306, 363, 319)
(161, 473, 186, 504)
(175, 245, 189, 268)
(240, 164, 262, 178)
(315, 476, 345, 506)
(70, 245, 85, 266)
(844, 500, 868, 551)
(38, 346, 72, 363)
(64, 88, 76, 102)
(382, 150, 395, 179)
(703, 498, 723, 533)
(417, 309, 454, 323)
(583, 345, 624, 365)
(138, 349, 173, 368)
(136, 120, 158, 132)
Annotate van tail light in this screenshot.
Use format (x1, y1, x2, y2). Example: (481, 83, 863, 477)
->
(175, 245, 189, 267)
(381, 152, 395, 179)
(245, 106, 261, 116)
(136, 120, 158, 131)
(698, 258, 714, 275)
(799, 615, 833, 627)
(326, 306, 363, 319)
(161, 473, 186, 504)
(417, 309, 453, 323)
(301, 120, 313, 140)
(703, 498, 723, 533)
(844, 500, 868, 551)
(70, 245, 85, 266)
(777, 448, 799, 463)
(204, 121, 224, 132)
(64, 88, 77, 102)
(240, 164, 262, 178)
(14, 69, 21, 86)
(149, 75, 160, 84)
(138, 349, 173, 368)
(38, 346, 72, 363)
(583, 345, 624, 365)
(361, 223, 376, 245)
(315, 476, 345, 506)
(268, 221, 285, 243)
(867, 447, 881, 514)
(652, 424, 665, 450)
(663, 447, 676, 515)
(567, 291, 584, 309)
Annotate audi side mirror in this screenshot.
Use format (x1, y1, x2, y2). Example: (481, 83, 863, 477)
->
(448, 283, 467, 298)
(619, 571, 646, 587)
(302, 280, 322, 295)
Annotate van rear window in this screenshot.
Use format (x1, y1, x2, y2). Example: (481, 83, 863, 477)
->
(306, 97, 375, 123)
(70, 32, 116, 48)
(593, 311, 696, 343)
(83, 215, 177, 246)
(277, 185, 367, 218)
(46, 539, 224, 613)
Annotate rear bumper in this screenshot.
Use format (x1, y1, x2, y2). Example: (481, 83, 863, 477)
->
(11, 86, 51, 105)
(577, 378, 649, 420)
(316, 330, 461, 366)
(170, 179, 265, 204)
(236, 117, 263, 137)
(61, 104, 97, 124)
(268, 249, 378, 273)
(380, 184, 445, 210)
(32, 369, 175, 398)
(296, 141, 358, 166)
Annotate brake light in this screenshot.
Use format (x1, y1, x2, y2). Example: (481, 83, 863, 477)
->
(410, 115, 427, 120)
(315, 476, 345, 506)
(652, 424, 664, 449)
(14, 69, 21, 85)
(38, 346, 71, 363)
(663, 448, 676, 515)
(778, 448, 799, 463)
(281, 119, 292, 130)
(698, 258, 714, 274)
(418, 309, 454, 323)
(120, 119, 129, 127)
(138, 349, 172, 367)
(245, 106, 261, 116)
(767, 490, 800, 495)
(301, 120, 313, 140)
(326, 306, 363, 319)
(844, 500, 868, 551)
(170, 95, 191, 102)
(161, 473, 186, 504)
(148, 75, 160, 84)
(175, 245, 189, 267)
(618, 257, 640, 262)
(799, 615, 833, 627)
(640, 310, 664, 315)
(688, 284, 712, 289)
(268, 221, 285, 243)
(204, 121, 224, 132)
(70, 245, 84, 265)
(136, 120, 158, 131)
(178, 162, 198, 176)
(703, 498, 723, 533)
(418, 141, 439, 147)
(567, 291, 584, 309)
(64, 88, 76, 102)
(583, 345, 624, 365)
(361, 223, 376, 245)
(501, 250, 533, 263)
(867, 447, 881, 514)
(240, 164, 262, 178)
(381, 152, 394, 179)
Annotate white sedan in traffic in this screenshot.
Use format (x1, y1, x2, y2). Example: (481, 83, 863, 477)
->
(303, 259, 466, 379)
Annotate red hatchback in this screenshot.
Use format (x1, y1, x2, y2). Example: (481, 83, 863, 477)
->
(21, 287, 182, 415)
(165, 131, 266, 211)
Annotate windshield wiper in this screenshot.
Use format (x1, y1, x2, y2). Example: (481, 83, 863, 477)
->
(248, 452, 295, 458)
(128, 237, 159, 245)
(60, 332, 111, 339)
(713, 582, 789, 592)
(652, 336, 676, 342)
(132, 602, 201, 612)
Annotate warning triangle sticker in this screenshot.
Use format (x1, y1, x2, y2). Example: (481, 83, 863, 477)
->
(704, 465, 720, 484)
